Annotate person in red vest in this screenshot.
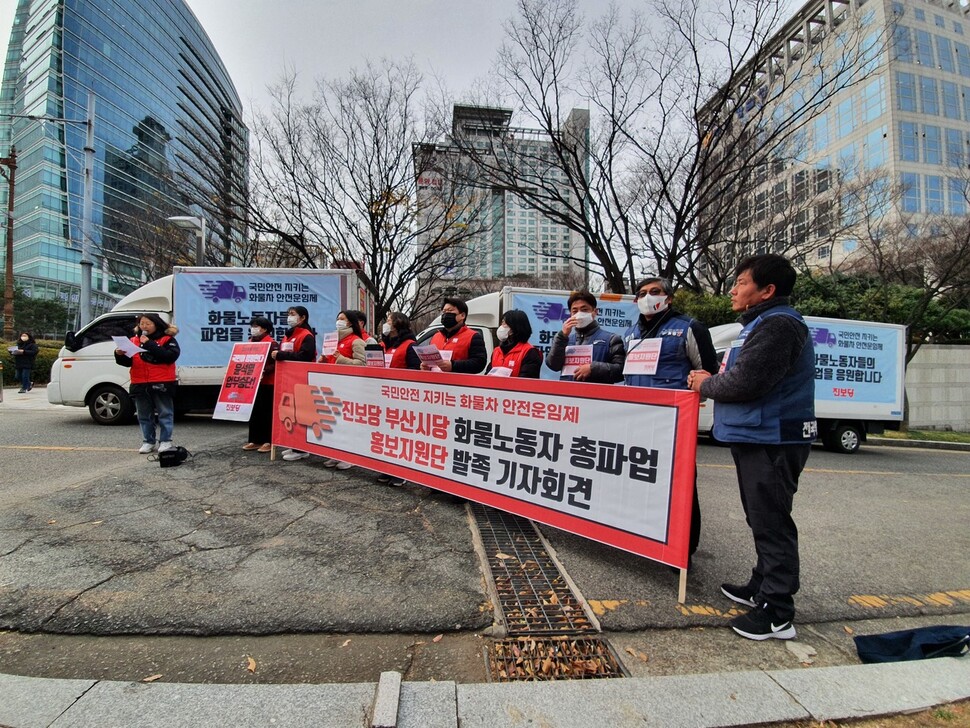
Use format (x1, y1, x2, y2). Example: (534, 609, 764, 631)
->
(319, 310, 366, 366)
(272, 306, 316, 461)
(381, 311, 421, 370)
(490, 309, 542, 378)
(242, 316, 279, 454)
(113, 313, 180, 454)
(420, 297, 487, 373)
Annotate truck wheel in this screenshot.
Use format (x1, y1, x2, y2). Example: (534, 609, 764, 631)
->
(88, 385, 135, 426)
(825, 423, 861, 454)
(282, 417, 294, 433)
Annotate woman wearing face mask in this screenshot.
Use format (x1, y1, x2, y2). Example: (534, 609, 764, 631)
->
(490, 310, 542, 378)
(114, 314, 181, 454)
(271, 306, 316, 461)
(242, 317, 279, 453)
(381, 312, 421, 370)
(319, 310, 366, 366)
(13, 331, 39, 393)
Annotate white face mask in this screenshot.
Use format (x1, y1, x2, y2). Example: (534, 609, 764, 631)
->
(250, 327, 263, 337)
(382, 323, 392, 336)
(286, 315, 299, 327)
(573, 311, 594, 328)
(637, 294, 669, 316)
(496, 325, 511, 342)
(336, 319, 350, 331)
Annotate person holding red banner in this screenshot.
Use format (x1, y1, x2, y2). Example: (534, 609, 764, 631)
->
(272, 306, 317, 462)
(623, 277, 718, 568)
(381, 311, 421, 370)
(242, 316, 279, 454)
(319, 310, 366, 366)
(420, 297, 487, 374)
(489, 309, 542, 378)
(113, 313, 180, 454)
(688, 254, 816, 642)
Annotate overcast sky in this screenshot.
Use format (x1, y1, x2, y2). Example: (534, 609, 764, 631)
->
(0, 0, 618, 122)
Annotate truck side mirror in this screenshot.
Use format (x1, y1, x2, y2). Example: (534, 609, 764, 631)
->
(64, 331, 78, 352)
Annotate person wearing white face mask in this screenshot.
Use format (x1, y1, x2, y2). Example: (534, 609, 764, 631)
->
(271, 306, 316, 461)
(318, 309, 366, 470)
(242, 316, 280, 453)
(623, 277, 718, 567)
(546, 290, 626, 383)
(490, 309, 542, 378)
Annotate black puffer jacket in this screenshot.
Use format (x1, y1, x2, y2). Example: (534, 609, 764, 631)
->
(13, 337, 38, 370)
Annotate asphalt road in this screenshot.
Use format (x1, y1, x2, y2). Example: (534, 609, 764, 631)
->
(1, 387, 968, 684)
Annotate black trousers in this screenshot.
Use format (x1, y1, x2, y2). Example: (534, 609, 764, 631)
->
(730, 442, 812, 622)
(248, 384, 274, 445)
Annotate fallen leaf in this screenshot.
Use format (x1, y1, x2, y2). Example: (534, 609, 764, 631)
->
(549, 593, 559, 605)
(625, 647, 637, 658)
(637, 651, 649, 663)
(495, 552, 513, 560)
(203, 510, 212, 515)
(843, 626, 854, 634)
(340, 639, 351, 648)
(141, 674, 163, 683)
(47, 520, 57, 525)
(541, 657, 554, 674)
(246, 656, 257, 673)
(432, 634, 443, 643)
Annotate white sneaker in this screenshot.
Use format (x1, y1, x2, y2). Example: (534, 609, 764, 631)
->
(282, 450, 309, 461)
(322, 458, 339, 468)
(335, 461, 352, 470)
(158, 441, 175, 453)
(138, 442, 156, 454)
(281, 448, 294, 456)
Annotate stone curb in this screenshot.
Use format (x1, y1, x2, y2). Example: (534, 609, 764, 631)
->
(1, 658, 968, 727)
(867, 437, 970, 452)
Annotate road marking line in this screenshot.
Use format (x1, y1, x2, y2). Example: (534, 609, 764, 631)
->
(848, 590, 970, 610)
(699, 463, 970, 478)
(0, 445, 133, 452)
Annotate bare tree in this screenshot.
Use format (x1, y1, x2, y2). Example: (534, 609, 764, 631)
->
(245, 61, 491, 322)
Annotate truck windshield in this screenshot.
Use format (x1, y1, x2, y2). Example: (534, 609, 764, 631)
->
(66, 315, 137, 352)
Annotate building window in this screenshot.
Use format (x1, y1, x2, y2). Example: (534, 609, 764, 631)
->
(936, 15, 946, 29)
(838, 143, 857, 181)
(956, 42, 970, 77)
(893, 25, 913, 62)
(836, 98, 854, 136)
(899, 121, 919, 162)
(815, 164, 831, 194)
(843, 239, 858, 253)
(924, 125, 942, 165)
(920, 77, 939, 115)
(925, 175, 944, 213)
(818, 246, 831, 260)
(915, 8, 925, 22)
(901, 172, 921, 212)
(865, 127, 888, 168)
(813, 113, 829, 153)
(956, 22, 964, 36)
(942, 81, 961, 119)
(896, 72, 917, 111)
(915, 29, 935, 65)
(945, 128, 963, 166)
(948, 177, 967, 214)
(938, 37, 956, 73)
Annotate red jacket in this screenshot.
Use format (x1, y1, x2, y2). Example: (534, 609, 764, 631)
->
(386, 339, 415, 369)
(431, 326, 476, 361)
(491, 341, 539, 377)
(129, 335, 177, 383)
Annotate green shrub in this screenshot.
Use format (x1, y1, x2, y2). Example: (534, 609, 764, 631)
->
(0, 339, 62, 386)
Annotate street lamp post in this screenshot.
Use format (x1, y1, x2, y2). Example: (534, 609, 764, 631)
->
(166, 215, 206, 265)
(1, 147, 16, 340)
(8, 91, 97, 328)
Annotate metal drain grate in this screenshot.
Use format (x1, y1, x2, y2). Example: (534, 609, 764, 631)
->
(471, 503, 595, 635)
(486, 636, 629, 682)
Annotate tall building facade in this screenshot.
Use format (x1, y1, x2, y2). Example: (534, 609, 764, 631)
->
(0, 0, 248, 322)
(698, 0, 970, 285)
(413, 105, 589, 304)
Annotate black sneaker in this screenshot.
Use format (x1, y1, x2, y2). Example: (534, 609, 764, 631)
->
(388, 477, 406, 487)
(720, 582, 757, 607)
(729, 604, 796, 641)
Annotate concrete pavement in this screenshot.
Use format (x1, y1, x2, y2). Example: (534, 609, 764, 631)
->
(1, 386, 968, 727)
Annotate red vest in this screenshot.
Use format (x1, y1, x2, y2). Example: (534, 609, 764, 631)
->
(386, 339, 415, 369)
(281, 327, 314, 360)
(431, 326, 475, 361)
(255, 336, 278, 385)
(323, 332, 362, 364)
(491, 341, 537, 377)
(129, 335, 176, 383)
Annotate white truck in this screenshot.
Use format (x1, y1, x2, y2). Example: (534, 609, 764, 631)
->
(421, 288, 906, 454)
(48, 267, 376, 424)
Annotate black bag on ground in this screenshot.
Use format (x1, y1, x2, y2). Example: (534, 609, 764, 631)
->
(854, 625, 970, 664)
(158, 446, 190, 468)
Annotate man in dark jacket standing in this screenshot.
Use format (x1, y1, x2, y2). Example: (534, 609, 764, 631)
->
(688, 254, 816, 641)
(624, 277, 718, 563)
(546, 291, 625, 383)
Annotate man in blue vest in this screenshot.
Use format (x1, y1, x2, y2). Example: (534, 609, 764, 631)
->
(546, 290, 626, 383)
(623, 277, 718, 566)
(687, 254, 816, 641)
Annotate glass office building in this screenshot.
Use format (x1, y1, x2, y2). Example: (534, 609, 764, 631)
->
(0, 0, 248, 320)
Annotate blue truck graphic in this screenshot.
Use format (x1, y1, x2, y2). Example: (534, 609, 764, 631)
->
(532, 301, 571, 324)
(810, 327, 837, 347)
(199, 280, 247, 303)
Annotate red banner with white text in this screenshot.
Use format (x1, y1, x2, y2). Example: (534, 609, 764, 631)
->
(272, 362, 699, 569)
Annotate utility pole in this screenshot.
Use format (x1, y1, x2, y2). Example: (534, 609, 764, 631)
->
(1, 146, 16, 340)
